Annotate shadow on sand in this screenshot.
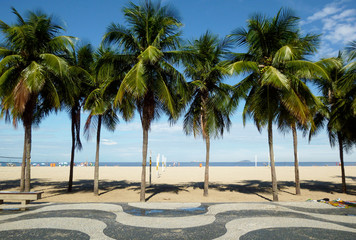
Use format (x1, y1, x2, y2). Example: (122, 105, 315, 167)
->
(1, 177, 355, 201)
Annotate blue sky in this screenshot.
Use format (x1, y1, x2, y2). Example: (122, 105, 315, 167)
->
(0, 0, 355, 163)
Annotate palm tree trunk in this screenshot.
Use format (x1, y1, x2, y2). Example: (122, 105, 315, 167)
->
(68, 116, 75, 192)
(94, 115, 102, 196)
(140, 127, 148, 202)
(23, 95, 36, 192)
(24, 122, 32, 192)
(267, 87, 278, 201)
(337, 133, 347, 193)
(292, 123, 301, 195)
(20, 132, 26, 192)
(203, 136, 210, 197)
(268, 119, 278, 201)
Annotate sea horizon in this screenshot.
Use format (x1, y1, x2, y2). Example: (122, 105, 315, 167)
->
(1, 161, 356, 167)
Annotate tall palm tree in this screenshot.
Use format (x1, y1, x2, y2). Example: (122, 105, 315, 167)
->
(0, 101, 25, 191)
(345, 40, 356, 62)
(65, 44, 94, 192)
(0, 8, 74, 191)
(274, 34, 321, 195)
(182, 32, 232, 196)
(84, 101, 119, 196)
(276, 102, 317, 195)
(0, 96, 23, 185)
(103, 0, 186, 201)
(84, 47, 133, 196)
(229, 9, 329, 201)
(343, 41, 356, 116)
(311, 55, 356, 193)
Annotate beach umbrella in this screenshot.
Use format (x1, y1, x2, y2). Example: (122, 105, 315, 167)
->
(156, 154, 160, 177)
(161, 155, 165, 172)
(163, 156, 166, 172)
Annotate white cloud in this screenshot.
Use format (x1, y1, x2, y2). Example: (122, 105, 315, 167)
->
(116, 122, 141, 131)
(101, 139, 118, 146)
(150, 122, 182, 133)
(302, 1, 356, 59)
(331, 8, 356, 21)
(306, 2, 343, 22)
(324, 23, 356, 44)
(314, 42, 339, 59)
(322, 18, 338, 31)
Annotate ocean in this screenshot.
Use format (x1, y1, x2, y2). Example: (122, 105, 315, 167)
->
(1, 161, 356, 167)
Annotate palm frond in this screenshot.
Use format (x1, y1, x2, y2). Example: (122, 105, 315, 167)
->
(115, 60, 146, 104)
(138, 45, 163, 64)
(0, 47, 16, 58)
(103, 23, 140, 52)
(344, 40, 356, 61)
(272, 45, 298, 64)
(40, 54, 69, 77)
(229, 61, 258, 75)
(22, 61, 45, 93)
(287, 60, 330, 80)
(260, 66, 289, 89)
(102, 108, 119, 132)
(155, 74, 175, 116)
(0, 54, 22, 73)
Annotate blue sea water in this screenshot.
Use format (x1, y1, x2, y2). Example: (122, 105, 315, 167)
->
(1, 161, 356, 167)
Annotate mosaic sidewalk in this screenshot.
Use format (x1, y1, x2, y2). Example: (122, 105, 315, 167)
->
(0, 202, 356, 239)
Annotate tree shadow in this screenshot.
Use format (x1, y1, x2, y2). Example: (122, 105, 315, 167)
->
(0, 178, 141, 199)
(1, 178, 355, 201)
(203, 180, 356, 196)
(346, 176, 356, 182)
(184, 179, 356, 199)
(143, 184, 189, 201)
(188, 181, 274, 201)
(0, 179, 20, 191)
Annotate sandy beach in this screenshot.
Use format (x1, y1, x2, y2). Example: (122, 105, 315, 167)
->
(0, 166, 355, 202)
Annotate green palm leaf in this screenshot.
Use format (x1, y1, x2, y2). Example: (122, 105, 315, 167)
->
(40, 53, 69, 77)
(287, 60, 330, 80)
(22, 61, 45, 93)
(273, 45, 298, 64)
(138, 45, 163, 63)
(260, 66, 290, 89)
(156, 74, 175, 115)
(229, 60, 258, 75)
(0, 54, 22, 73)
(115, 60, 146, 104)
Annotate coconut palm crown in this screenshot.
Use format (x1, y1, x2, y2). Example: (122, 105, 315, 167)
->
(229, 8, 329, 201)
(0, 8, 75, 191)
(182, 31, 233, 196)
(102, 0, 186, 201)
(84, 46, 134, 196)
(311, 54, 356, 193)
(64, 44, 94, 192)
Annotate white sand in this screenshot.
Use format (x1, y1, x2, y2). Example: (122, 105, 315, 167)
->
(0, 166, 355, 202)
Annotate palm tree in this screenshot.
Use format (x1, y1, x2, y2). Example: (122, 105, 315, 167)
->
(229, 9, 329, 201)
(84, 100, 119, 196)
(0, 101, 26, 191)
(84, 47, 133, 196)
(65, 44, 94, 192)
(274, 34, 321, 195)
(103, 0, 186, 201)
(343, 41, 356, 116)
(182, 32, 232, 196)
(0, 8, 74, 191)
(345, 40, 356, 62)
(311, 55, 356, 193)
(276, 102, 316, 195)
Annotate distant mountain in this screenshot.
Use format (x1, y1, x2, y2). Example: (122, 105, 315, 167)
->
(239, 160, 251, 163)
